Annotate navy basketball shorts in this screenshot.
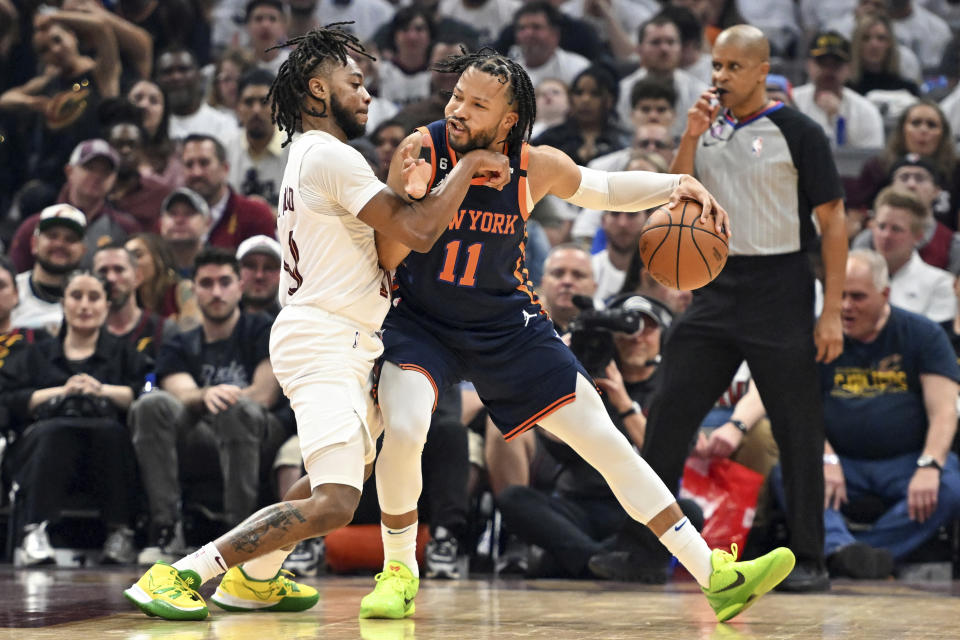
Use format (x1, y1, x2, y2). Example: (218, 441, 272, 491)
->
(380, 308, 590, 440)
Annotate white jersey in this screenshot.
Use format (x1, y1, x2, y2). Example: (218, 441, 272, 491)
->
(276, 130, 390, 331)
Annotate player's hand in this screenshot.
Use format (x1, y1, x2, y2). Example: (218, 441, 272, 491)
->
(823, 457, 847, 511)
(705, 422, 743, 458)
(398, 134, 432, 199)
(669, 175, 730, 237)
(815, 310, 843, 363)
(204, 384, 242, 414)
(595, 360, 632, 413)
(907, 466, 940, 522)
(463, 149, 511, 190)
(685, 88, 721, 139)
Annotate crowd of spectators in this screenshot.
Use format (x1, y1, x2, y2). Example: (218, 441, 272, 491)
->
(1, 0, 960, 587)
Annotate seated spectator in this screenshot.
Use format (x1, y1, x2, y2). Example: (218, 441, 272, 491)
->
(393, 40, 466, 133)
(181, 134, 277, 250)
(124, 232, 201, 330)
(587, 122, 675, 174)
(806, 250, 960, 578)
(853, 156, 960, 273)
(509, 2, 590, 89)
(592, 208, 647, 304)
(848, 100, 959, 229)
(561, 0, 659, 62)
(226, 69, 288, 209)
(378, 7, 435, 108)
(820, 0, 922, 83)
(793, 31, 884, 149)
(531, 78, 569, 139)
(0, 257, 20, 336)
(11, 205, 87, 333)
(889, 0, 951, 71)
(492, 0, 600, 61)
(628, 77, 678, 133)
(93, 243, 171, 363)
(617, 13, 708, 139)
(236, 235, 282, 317)
(102, 104, 174, 232)
(0, 7, 121, 192)
(368, 120, 406, 182)
(207, 47, 255, 119)
(243, 1, 290, 76)
(159, 187, 212, 278)
(440, 0, 520, 48)
(765, 74, 794, 107)
(9, 139, 139, 273)
(848, 13, 919, 97)
(867, 187, 956, 322)
(657, 4, 711, 85)
(2, 270, 149, 566)
(532, 65, 630, 166)
(127, 80, 184, 189)
(128, 247, 286, 563)
(156, 46, 238, 144)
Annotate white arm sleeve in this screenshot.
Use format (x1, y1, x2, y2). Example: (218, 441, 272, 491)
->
(563, 166, 682, 212)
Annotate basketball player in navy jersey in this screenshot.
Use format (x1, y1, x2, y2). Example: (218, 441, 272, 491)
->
(360, 50, 796, 623)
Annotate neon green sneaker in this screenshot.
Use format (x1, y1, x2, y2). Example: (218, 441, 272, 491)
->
(358, 561, 419, 619)
(123, 561, 208, 621)
(702, 544, 795, 622)
(211, 566, 319, 612)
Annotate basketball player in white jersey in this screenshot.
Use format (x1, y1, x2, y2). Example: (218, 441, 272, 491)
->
(124, 25, 509, 621)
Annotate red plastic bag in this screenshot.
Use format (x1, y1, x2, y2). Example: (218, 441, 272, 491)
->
(679, 457, 764, 550)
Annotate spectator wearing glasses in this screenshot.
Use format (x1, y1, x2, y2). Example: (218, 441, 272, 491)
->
(588, 122, 675, 174)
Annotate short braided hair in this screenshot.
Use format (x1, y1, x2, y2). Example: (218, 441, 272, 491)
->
(266, 23, 374, 147)
(432, 48, 536, 151)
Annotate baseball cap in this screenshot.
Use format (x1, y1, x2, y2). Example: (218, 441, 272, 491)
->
(888, 153, 943, 186)
(68, 138, 120, 169)
(607, 294, 672, 330)
(37, 204, 86, 237)
(765, 74, 793, 100)
(809, 31, 851, 62)
(161, 187, 210, 218)
(237, 234, 282, 262)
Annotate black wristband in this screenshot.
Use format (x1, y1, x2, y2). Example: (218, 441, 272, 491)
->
(729, 419, 748, 434)
(619, 401, 641, 419)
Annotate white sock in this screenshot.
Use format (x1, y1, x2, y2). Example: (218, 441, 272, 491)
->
(658, 517, 714, 588)
(382, 522, 419, 578)
(241, 547, 293, 580)
(173, 543, 228, 586)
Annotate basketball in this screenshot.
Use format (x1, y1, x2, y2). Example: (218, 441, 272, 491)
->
(638, 200, 728, 290)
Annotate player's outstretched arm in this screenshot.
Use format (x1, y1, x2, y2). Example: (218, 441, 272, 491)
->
(531, 144, 729, 236)
(359, 132, 510, 255)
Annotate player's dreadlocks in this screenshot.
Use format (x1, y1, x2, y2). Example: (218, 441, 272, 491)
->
(266, 22, 375, 147)
(432, 48, 536, 152)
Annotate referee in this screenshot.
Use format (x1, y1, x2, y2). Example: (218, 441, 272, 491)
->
(592, 25, 847, 592)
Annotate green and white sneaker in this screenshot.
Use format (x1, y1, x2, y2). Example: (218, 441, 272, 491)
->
(123, 561, 208, 621)
(702, 544, 795, 622)
(358, 561, 419, 619)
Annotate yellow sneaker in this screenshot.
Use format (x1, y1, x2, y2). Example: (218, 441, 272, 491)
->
(702, 544, 795, 622)
(358, 561, 419, 619)
(123, 561, 208, 621)
(211, 566, 319, 612)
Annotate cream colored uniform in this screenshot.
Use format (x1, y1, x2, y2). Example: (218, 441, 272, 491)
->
(270, 130, 391, 490)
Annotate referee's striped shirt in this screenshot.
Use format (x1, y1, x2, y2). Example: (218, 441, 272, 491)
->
(694, 102, 844, 257)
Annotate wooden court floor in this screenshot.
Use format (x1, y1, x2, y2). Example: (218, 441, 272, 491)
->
(0, 566, 958, 639)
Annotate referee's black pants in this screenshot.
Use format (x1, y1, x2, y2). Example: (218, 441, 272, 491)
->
(634, 252, 826, 565)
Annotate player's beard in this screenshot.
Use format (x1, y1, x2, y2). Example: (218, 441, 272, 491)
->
(446, 117, 498, 154)
(331, 92, 366, 140)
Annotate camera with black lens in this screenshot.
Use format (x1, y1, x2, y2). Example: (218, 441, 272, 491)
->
(567, 295, 645, 378)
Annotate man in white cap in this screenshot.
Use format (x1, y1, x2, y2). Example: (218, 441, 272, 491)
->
(236, 235, 282, 318)
(11, 204, 87, 332)
(8, 139, 140, 273)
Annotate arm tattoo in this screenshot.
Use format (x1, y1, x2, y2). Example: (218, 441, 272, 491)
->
(228, 503, 307, 555)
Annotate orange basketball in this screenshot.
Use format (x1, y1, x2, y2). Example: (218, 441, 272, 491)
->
(638, 200, 728, 290)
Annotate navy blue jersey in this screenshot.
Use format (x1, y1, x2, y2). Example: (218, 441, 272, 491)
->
(391, 119, 542, 329)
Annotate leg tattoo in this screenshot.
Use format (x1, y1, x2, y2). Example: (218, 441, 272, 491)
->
(228, 503, 308, 555)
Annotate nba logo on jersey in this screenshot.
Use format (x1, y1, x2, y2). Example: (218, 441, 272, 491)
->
(751, 136, 763, 157)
